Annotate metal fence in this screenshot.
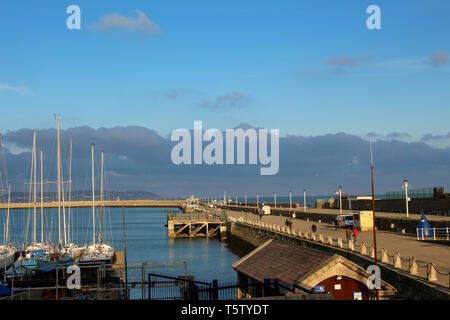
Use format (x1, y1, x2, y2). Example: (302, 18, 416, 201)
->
(416, 228, 450, 241)
(229, 216, 450, 288)
(167, 211, 227, 221)
(147, 272, 212, 300)
(1, 261, 188, 300)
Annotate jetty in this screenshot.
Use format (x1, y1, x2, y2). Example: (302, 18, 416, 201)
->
(0, 199, 184, 210)
(167, 212, 227, 239)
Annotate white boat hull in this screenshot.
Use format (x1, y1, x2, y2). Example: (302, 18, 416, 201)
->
(80, 243, 114, 263)
(0, 244, 16, 272)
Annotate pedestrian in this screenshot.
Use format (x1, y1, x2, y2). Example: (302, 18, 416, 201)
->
(334, 218, 339, 231)
(345, 227, 352, 242)
(352, 227, 359, 243)
(311, 224, 317, 233)
(285, 218, 293, 230)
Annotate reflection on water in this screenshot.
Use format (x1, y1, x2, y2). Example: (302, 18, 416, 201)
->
(5, 207, 240, 282)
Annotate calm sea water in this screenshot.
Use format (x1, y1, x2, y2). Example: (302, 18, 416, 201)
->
(3, 207, 241, 284)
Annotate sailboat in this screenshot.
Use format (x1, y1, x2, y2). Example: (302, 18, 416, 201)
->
(24, 131, 50, 259)
(79, 145, 114, 265)
(22, 120, 74, 272)
(0, 185, 16, 273)
(0, 133, 17, 274)
(62, 136, 84, 259)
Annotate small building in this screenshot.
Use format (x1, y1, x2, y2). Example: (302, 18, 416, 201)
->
(232, 240, 397, 300)
(315, 198, 335, 209)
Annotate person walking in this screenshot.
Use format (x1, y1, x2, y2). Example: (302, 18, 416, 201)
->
(352, 227, 359, 243)
(345, 227, 352, 243)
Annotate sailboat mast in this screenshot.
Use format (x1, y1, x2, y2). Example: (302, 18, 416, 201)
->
(6, 185, 10, 244)
(68, 136, 72, 244)
(61, 161, 67, 247)
(57, 118, 62, 247)
(99, 151, 103, 243)
(40, 149, 44, 244)
(91, 143, 96, 245)
(33, 129, 37, 244)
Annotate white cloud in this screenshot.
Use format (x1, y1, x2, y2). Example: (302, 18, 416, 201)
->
(89, 10, 160, 35)
(0, 83, 32, 96)
(3, 142, 31, 155)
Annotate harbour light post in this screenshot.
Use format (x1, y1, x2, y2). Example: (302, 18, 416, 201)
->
(403, 180, 410, 218)
(289, 190, 292, 210)
(339, 186, 343, 215)
(303, 189, 307, 212)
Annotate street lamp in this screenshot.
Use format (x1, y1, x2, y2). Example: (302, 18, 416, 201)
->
(339, 186, 342, 215)
(274, 192, 276, 208)
(402, 180, 410, 218)
(289, 190, 292, 210)
(245, 195, 247, 207)
(304, 189, 307, 212)
(256, 194, 259, 208)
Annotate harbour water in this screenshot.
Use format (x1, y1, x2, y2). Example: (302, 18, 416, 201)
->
(4, 207, 241, 284)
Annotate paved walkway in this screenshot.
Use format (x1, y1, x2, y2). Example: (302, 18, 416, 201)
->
(227, 210, 450, 287)
(227, 204, 450, 222)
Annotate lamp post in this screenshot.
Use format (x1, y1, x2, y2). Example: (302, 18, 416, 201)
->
(274, 192, 276, 208)
(303, 189, 307, 212)
(256, 194, 259, 208)
(289, 190, 292, 210)
(370, 142, 379, 300)
(403, 180, 410, 218)
(245, 195, 247, 207)
(339, 186, 343, 215)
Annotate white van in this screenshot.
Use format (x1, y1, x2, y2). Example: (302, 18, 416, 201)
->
(336, 215, 354, 228)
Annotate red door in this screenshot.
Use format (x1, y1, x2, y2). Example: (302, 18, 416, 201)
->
(316, 276, 369, 300)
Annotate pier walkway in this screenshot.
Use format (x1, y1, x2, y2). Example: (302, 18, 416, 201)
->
(225, 209, 450, 288)
(0, 199, 184, 209)
(223, 204, 450, 222)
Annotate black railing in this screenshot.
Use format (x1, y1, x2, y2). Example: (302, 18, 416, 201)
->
(184, 278, 289, 300)
(148, 272, 212, 300)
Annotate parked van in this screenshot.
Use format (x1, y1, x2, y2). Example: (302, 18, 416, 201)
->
(335, 215, 354, 228)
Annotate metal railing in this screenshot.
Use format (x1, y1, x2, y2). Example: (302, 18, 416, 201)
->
(168, 211, 227, 221)
(229, 216, 450, 288)
(2, 261, 188, 300)
(416, 228, 450, 241)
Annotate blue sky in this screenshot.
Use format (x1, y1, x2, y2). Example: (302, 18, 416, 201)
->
(0, 0, 449, 141)
(0, 1, 449, 196)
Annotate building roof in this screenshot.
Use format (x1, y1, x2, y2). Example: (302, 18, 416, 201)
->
(232, 239, 397, 297)
(232, 239, 337, 287)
